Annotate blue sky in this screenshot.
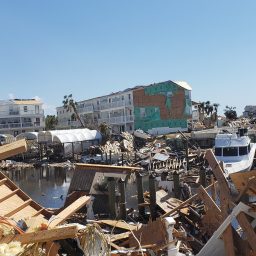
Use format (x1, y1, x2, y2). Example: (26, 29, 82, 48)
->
(0, 1, 255, 115)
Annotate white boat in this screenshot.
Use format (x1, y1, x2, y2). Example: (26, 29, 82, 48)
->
(214, 128, 256, 176)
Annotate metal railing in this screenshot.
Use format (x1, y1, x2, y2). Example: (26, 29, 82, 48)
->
(98, 115, 134, 124)
(100, 100, 132, 110)
(0, 110, 44, 116)
(0, 122, 42, 130)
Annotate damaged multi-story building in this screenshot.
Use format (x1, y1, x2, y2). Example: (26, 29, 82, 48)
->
(56, 80, 192, 135)
(0, 99, 45, 136)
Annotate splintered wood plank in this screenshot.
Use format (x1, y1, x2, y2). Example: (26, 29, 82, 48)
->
(109, 231, 131, 242)
(48, 195, 91, 228)
(237, 212, 256, 251)
(198, 185, 223, 235)
(97, 220, 139, 231)
(0, 225, 78, 244)
(161, 181, 218, 218)
(156, 190, 173, 213)
(0, 139, 27, 160)
(198, 185, 221, 215)
(205, 150, 231, 215)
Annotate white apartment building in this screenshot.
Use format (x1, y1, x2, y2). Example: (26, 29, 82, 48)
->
(0, 99, 45, 136)
(57, 80, 192, 135)
(57, 89, 134, 134)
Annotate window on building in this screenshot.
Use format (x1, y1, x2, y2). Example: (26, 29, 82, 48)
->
(35, 105, 39, 114)
(128, 94, 131, 100)
(24, 106, 28, 112)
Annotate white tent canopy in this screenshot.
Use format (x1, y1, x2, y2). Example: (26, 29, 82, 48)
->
(16, 132, 38, 141)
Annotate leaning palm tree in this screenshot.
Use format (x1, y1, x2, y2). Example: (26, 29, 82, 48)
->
(62, 94, 85, 127)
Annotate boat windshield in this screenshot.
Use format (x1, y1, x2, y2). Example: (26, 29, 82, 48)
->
(239, 146, 248, 155)
(215, 147, 222, 156)
(223, 147, 238, 156)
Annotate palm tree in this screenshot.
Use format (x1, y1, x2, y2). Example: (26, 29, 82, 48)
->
(45, 115, 58, 130)
(62, 94, 85, 127)
(224, 106, 237, 120)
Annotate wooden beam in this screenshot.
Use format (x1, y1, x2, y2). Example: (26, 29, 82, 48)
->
(96, 220, 139, 231)
(198, 185, 221, 215)
(222, 226, 235, 256)
(0, 139, 27, 160)
(0, 178, 7, 186)
(205, 150, 231, 214)
(75, 163, 142, 173)
(109, 231, 131, 242)
(48, 196, 91, 228)
(0, 189, 19, 203)
(0, 225, 78, 244)
(4, 199, 32, 217)
(161, 181, 218, 218)
(237, 212, 256, 251)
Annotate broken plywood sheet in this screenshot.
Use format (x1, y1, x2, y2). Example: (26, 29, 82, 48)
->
(129, 218, 168, 250)
(230, 169, 256, 195)
(0, 139, 27, 160)
(156, 189, 187, 216)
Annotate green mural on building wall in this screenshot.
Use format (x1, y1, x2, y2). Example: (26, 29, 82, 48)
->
(133, 81, 191, 132)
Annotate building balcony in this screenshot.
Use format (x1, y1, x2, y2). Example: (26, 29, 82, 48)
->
(98, 115, 134, 125)
(0, 122, 43, 130)
(100, 100, 132, 111)
(0, 110, 44, 117)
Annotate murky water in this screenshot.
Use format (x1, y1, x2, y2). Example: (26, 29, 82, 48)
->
(3, 166, 74, 208)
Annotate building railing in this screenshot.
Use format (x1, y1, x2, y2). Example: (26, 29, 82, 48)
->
(98, 115, 134, 124)
(0, 122, 42, 130)
(0, 110, 44, 116)
(100, 100, 132, 110)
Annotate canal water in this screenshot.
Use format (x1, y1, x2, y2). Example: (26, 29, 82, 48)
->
(3, 166, 74, 208)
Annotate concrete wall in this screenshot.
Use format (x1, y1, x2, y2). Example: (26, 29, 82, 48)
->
(133, 81, 191, 134)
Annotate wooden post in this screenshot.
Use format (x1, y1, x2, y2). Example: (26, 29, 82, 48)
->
(105, 153, 108, 164)
(185, 140, 190, 170)
(149, 174, 157, 221)
(108, 177, 116, 219)
(109, 150, 112, 164)
(71, 143, 74, 161)
(199, 167, 206, 187)
(136, 173, 145, 217)
(118, 178, 127, 220)
(121, 153, 124, 166)
(173, 171, 181, 199)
